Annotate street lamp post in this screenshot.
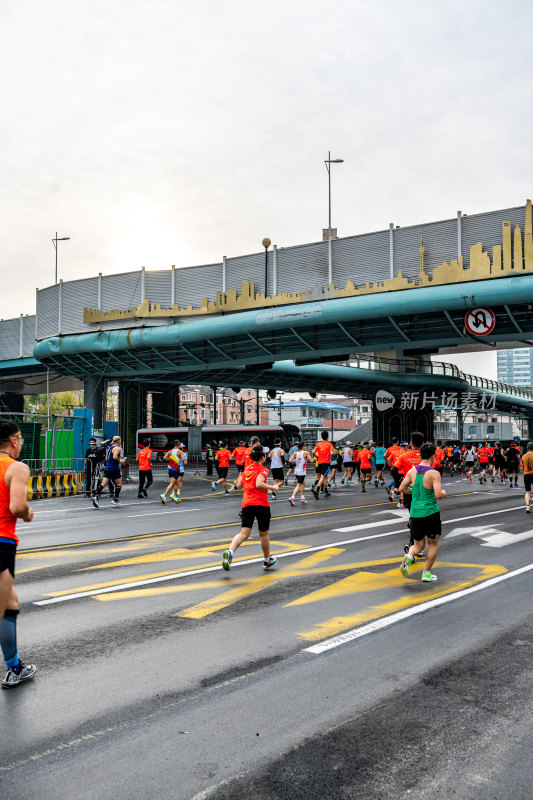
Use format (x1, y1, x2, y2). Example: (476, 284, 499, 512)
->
(262, 238, 271, 296)
(324, 151, 343, 285)
(52, 232, 70, 284)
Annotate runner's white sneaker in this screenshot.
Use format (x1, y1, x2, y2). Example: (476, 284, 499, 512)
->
(2, 662, 37, 688)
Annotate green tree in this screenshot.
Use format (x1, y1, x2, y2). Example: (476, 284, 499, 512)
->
(24, 390, 83, 416)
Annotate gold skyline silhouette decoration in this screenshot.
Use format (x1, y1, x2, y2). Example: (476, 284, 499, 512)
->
(84, 200, 533, 324)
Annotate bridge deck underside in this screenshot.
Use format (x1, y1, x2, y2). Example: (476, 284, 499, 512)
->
(38, 301, 532, 383)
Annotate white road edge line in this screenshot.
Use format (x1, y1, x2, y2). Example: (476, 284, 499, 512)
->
(302, 563, 533, 654)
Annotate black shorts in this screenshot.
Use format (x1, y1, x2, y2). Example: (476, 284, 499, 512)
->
(403, 492, 412, 511)
(271, 468, 284, 481)
(217, 467, 228, 479)
(237, 464, 244, 473)
(390, 466, 401, 487)
(524, 474, 533, 492)
(507, 462, 519, 472)
(375, 463, 384, 471)
(241, 504, 271, 531)
(296, 475, 305, 484)
(0, 543, 16, 578)
(410, 512, 441, 540)
(361, 468, 372, 476)
(103, 468, 121, 481)
(316, 464, 330, 476)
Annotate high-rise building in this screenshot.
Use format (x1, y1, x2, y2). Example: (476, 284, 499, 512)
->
(497, 348, 533, 386)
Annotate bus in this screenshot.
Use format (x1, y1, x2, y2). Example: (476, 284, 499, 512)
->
(135, 425, 292, 460)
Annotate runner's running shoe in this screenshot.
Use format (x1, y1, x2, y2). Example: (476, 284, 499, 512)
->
(211, 481, 216, 492)
(421, 571, 437, 582)
(311, 486, 319, 500)
(170, 492, 180, 502)
(526, 506, 531, 513)
(160, 493, 167, 504)
(142, 489, 148, 497)
(301, 497, 307, 503)
(397, 502, 405, 509)
(222, 550, 232, 571)
(2, 662, 37, 688)
(289, 496, 296, 506)
(111, 499, 121, 507)
(92, 495, 99, 509)
(263, 556, 278, 570)
(400, 554, 414, 577)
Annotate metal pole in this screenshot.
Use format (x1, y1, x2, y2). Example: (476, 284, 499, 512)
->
(256, 389, 260, 424)
(327, 152, 332, 284)
(55, 231, 58, 285)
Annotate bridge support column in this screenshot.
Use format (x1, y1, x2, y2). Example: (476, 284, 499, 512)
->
(373, 406, 434, 444)
(149, 385, 180, 428)
(119, 381, 142, 455)
(527, 418, 533, 442)
(0, 392, 24, 414)
(84, 376, 104, 431)
(456, 409, 464, 442)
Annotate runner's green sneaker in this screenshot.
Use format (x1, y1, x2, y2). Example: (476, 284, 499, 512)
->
(421, 571, 437, 582)
(222, 549, 232, 571)
(263, 555, 278, 570)
(400, 553, 414, 577)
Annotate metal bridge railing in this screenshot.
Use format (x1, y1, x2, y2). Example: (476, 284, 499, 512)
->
(345, 354, 533, 401)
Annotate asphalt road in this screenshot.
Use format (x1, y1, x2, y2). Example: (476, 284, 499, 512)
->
(1, 468, 532, 799)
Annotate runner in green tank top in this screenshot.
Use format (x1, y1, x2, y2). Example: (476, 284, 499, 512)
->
(399, 443, 447, 582)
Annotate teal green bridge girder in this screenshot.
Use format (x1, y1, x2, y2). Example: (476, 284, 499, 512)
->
(29, 273, 533, 416)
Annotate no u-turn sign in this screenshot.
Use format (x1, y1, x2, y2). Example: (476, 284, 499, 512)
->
(464, 307, 496, 336)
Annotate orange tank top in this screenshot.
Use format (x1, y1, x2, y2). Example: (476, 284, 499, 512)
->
(0, 455, 18, 545)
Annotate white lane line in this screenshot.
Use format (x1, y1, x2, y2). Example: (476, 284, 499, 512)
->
(33, 502, 531, 606)
(333, 504, 525, 533)
(303, 564, 533, 654)
(126, 508, 199, 517)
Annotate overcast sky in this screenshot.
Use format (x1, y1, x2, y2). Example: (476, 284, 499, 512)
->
(2, 0, 532, 379)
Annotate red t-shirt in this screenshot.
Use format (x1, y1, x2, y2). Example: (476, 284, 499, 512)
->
(394, 449, 421, 476)
(433, 447, 445, 467)
(232, 446, 247, 465)
(359, 448, 372, 469)
(385, 445, 401, 466)
(314, 441, 334, 464)
(0, 455, 18, 545)
(244, 446, 255, 467)
(136, 447, 152, 471)
(242, 462, 270, 507)
(216, 448, 231, 468)
(477, 447, 490, 463)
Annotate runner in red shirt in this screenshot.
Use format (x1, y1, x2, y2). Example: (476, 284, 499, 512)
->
(0, 419, 36, 688)
(476, 443, 491, 484)
(222, 445, 278, 571)
(244, 436, 261, 468)
(136, 439, 153, 498)
(393, 432, 424, 513)
(433, 443, 445, 476)
(358, 444, 373, 493)
(311, 431, 334, 500)
(231, 441, 247, 490)
(212, 442, 232, 495)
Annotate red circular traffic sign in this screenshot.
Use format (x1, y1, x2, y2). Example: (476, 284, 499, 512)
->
(464, 307, 496, 336)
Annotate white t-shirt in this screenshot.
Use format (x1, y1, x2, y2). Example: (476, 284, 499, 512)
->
(294, 451, 307, 476)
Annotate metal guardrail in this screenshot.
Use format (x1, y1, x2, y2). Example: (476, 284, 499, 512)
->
(345, 354, 533, 401)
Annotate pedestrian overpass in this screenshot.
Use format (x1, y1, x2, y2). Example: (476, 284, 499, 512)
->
(2, 197, 533, 444)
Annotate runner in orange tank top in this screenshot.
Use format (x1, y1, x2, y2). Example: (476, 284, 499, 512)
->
(0, 419, 36, 688)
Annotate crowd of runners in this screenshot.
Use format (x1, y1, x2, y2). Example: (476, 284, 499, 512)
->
(2, 415, 533, 689)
